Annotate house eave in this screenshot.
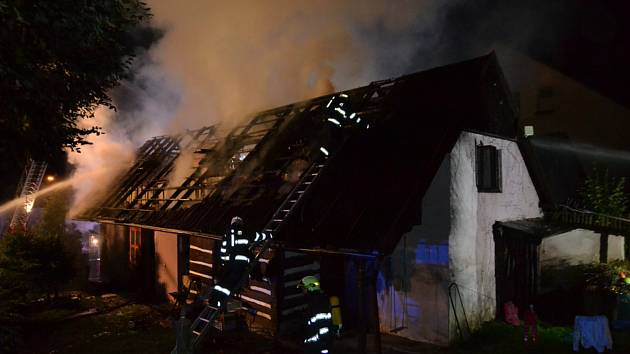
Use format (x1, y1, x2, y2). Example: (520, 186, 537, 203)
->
(93, 218, 223, 240)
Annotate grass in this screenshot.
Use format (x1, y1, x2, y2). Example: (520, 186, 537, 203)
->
(20, 301, 175, 354)
(452, 321, 629, 354)
(13, 293, 630, 354)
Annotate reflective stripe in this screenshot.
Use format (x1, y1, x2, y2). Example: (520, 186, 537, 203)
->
(350, 112, 356, 119)
(320, 147, 329, 156)
(222, 241, 227, 246)
(221, 256, 230, 261)
(326, 98, 333, 108)
(237, 230, 242, 235)
(190, 245, 212, 254)
(235, 239, 249, 245)
(214, 285, 231, 296)
(340, 93, 348, 98)
(321, 351, 328, 354)
(334, 107, 346, 117)
(327, 118, 341, 126)
(231, 234, 234, 247)
(304, 334, 319, 343)
(220, 247, 227, 253)
(255, 232, 260, 242)
(319, 327, 329, 335)
(235, 255, 250, 262)
(310, 312, 332, 323)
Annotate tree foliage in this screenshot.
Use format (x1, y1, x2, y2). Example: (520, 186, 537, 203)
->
(0, 192, 80, 299)
(584, 260, 630, 296)
(578, 168, 628, 218)
(0, 0, 151, 173)
(578, 168, 630, 258)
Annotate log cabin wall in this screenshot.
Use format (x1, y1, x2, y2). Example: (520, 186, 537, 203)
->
(277, 250, 320, 335)
(188, 235, 215, 284)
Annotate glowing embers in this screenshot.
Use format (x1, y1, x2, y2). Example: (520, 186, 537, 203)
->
(324, 93, 367, 129)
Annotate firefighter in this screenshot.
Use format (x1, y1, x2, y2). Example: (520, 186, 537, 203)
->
(299, 275, 334, 354)
(209, 216, 253, 308)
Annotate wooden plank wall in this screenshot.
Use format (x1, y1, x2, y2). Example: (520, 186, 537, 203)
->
(277, 250, 320, 335)
(188, 236, 216, 292)
(183, 239, 320, 335)
(238, 248, 276, 329)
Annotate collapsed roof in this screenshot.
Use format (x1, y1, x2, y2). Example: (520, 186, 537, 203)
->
(82, 52, 517, 255)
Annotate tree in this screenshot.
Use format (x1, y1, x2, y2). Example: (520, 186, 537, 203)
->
(578, 168, 629, 261)
(0, 191, 80, 299)
(0, 0, 151, 197)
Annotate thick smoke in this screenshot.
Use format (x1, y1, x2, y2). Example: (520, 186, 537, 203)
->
(67, 107, 135, 217)
(68, 0, 461, 216)
(146, 0, 459, 130)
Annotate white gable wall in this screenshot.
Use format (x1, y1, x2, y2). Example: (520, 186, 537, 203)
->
(448, 131, 542, 340)
(378, 130, 543, 345)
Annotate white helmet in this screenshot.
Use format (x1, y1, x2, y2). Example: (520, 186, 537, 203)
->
(231, 216, 244, 226)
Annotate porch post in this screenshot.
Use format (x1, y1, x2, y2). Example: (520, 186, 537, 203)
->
(599, 233, 609, 263)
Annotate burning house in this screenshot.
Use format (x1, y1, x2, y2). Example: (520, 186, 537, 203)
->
(79, 52, 626, 346)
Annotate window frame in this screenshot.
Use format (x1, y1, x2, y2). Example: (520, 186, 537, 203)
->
(476, 144, 502, 193)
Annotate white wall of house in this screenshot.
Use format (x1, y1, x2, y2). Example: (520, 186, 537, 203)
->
(378, 130, 543, 345)
(608, 235, 626, 262)
(155, 231, 179, 302)
(539, 230, 625, 293)
(541, 230, 625, 267)
(448, 131, 542, 340)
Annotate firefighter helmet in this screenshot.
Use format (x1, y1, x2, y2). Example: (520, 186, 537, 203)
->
(231, 216, 244, 227)
(298, 275, 321, 292)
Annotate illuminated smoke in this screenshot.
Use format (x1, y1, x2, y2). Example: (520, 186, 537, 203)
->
(147, 0, 457, 130)
(66, 107, 135, 217)
(530, 138, 630, 163)
(67, 0, 459, 215)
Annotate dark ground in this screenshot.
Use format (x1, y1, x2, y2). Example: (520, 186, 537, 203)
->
(16, 293, 630, 354)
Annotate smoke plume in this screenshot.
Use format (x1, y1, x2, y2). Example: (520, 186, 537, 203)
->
(67, 0, 463, 216)
(147, 0, 459, 130)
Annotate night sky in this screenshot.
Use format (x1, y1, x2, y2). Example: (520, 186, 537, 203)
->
(434, 0, 630, 110)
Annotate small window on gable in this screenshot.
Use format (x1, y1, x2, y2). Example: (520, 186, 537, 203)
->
(536, 86, 554, 114)
(129, 227, 141, 267)
(476, 144, 502, 193)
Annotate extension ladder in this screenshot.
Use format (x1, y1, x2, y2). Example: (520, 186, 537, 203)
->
(9, 159, 48, 232)
(172, 154, 329, 353)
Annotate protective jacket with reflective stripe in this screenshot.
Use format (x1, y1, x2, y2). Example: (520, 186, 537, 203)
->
(219, 226, 253, 266)
(304, 290, 333, 353)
